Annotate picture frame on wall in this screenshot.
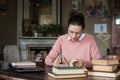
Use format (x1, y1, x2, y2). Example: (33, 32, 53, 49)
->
(39, 15, 52, 25)
(85, 0, 109, 17)
(72, 0, 81, 10)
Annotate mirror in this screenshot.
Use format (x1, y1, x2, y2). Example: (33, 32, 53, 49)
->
(21, 0, 60, 37)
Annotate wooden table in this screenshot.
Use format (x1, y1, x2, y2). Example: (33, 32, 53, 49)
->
(0, 65, 120, 80)
(0, 65, 49, 80)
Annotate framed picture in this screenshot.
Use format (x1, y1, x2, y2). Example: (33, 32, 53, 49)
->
(72, 0, 81, 10)
(39, 15, 52, 25)
(85, 0, 109, 17)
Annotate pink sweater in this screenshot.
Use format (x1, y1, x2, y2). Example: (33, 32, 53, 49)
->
(45, 33, 101, 68)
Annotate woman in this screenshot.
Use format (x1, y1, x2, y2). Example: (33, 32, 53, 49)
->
(45, 10, 101, 68)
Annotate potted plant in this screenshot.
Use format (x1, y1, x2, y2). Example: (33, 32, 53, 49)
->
(48, 24, 63, 37)
(37, 24, 49, 37)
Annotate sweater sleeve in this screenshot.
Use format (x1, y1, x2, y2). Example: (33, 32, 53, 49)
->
(45, 37, 62, 66)
(85, 35, 101, 68)
(90, 36, 101, 59)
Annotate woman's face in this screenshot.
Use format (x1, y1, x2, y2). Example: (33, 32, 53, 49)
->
(68, 24, 83, 41)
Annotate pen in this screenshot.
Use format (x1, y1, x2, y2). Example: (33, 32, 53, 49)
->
(58, 54, 69, 66)
(58, 54, 62, 64)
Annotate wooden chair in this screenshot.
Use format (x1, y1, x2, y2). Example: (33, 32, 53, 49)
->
(3, 45, 20, 63)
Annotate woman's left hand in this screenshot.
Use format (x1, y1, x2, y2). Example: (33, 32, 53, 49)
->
(69, 59, 84, 67)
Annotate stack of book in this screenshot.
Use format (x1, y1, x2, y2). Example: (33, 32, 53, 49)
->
(88, 58, 120, 77)
(48, 66, 86, 78)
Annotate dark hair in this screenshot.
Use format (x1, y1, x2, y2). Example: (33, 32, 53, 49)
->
(68, 9, 85, 30)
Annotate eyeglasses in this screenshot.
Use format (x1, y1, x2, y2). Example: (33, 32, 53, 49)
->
(68, 29, 82, 35)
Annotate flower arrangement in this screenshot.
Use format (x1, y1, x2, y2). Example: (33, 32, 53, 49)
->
(96, 32, 111, 55)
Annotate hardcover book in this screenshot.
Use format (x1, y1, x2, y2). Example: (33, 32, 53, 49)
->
(48, 72, 86, 78)
(88, 76, 116, 80)
(52, 66, 85, 74)
(88, 69, 120, 77)
(92, 58, 119, 65)
(93, 64, 118, 72)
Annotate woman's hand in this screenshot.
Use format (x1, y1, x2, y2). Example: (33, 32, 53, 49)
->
(53, 56, 61, 67)
(53, 55, 69, 67)
(69, 59, 84, 67)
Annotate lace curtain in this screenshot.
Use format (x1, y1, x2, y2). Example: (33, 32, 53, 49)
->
(111, 26, 120, 47)
(111, 24, 120, 54)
